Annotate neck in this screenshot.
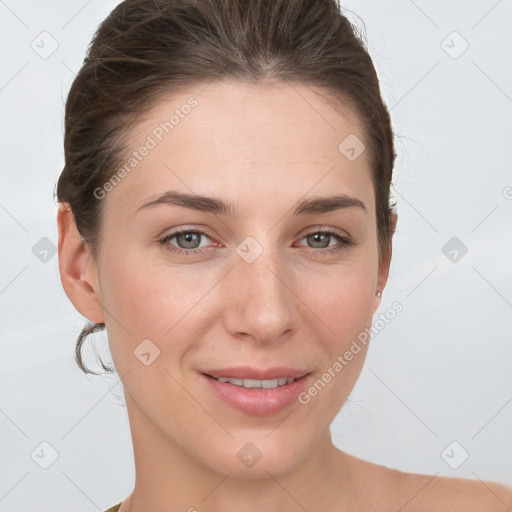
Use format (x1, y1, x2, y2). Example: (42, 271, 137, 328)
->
(119, 393, 356, 512)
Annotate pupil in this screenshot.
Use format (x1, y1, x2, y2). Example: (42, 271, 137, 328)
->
(310, 233, 329, 248)
(179, 232, 199, 248)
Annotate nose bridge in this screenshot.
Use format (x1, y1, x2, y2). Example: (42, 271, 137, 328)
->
(224, 238, 298, 343)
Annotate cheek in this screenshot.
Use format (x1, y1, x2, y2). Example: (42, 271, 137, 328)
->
(296, 267, 375, 422)
(99, 243, 214, 330)
(300, 258, 378, 346)
(98, 245, 231, 370)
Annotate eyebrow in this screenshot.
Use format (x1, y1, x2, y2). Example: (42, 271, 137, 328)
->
(135, 190, 366, 216)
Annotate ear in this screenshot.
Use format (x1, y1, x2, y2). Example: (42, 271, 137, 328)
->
(57, 203, 105, 323)
(373, 211, 397, 313)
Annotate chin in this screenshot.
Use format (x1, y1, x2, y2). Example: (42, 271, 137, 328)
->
(200, 431, 312, 480)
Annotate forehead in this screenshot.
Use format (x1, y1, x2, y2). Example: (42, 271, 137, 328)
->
(104, 80, 374, 216)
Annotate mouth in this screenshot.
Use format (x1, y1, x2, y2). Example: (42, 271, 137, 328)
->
(199, 367, 312, 416)
(199, 366, 313, 416)
(203, 374, 299, 389)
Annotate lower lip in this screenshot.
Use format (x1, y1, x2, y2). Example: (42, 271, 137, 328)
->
(201, 373, 311, 417)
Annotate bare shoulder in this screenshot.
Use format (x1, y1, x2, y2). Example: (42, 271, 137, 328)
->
(342, 452, 512, 512)
(395, 471, 512, 512)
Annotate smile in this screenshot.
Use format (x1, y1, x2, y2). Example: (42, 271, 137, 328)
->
(208, 376, 296, 389)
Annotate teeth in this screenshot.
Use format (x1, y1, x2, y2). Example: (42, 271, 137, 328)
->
(215, 377, 295, 389)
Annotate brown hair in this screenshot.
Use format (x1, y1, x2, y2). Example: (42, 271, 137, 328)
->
(55, 0, 397, 375)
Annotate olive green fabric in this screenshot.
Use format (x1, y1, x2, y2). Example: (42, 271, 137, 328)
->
(104, 503, 122, 512)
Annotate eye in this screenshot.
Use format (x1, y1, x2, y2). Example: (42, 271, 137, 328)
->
(159, 228, 213, 256)
(297, 230, 355, 254)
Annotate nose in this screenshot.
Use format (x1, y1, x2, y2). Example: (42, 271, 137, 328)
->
(223, 244, 300, 345)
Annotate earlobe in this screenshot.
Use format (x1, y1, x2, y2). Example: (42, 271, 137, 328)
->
(57, 203, 105, 323)
(372, 290, 382, 315)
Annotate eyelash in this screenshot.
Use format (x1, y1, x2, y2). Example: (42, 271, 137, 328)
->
(158, 227, 356, 257)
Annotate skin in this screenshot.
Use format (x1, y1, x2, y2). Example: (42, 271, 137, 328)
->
(57, 80, 512, 511)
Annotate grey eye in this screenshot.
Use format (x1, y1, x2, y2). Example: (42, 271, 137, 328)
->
(174, 232, 203, 249)
(305, 232, 335, 249)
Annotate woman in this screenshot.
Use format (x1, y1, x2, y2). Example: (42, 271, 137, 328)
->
(55, 0, 512, 510)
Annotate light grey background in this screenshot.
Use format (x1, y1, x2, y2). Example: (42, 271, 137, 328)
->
(1, 1, 511, 510)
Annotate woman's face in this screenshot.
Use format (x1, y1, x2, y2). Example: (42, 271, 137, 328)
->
(81, 80, 391, 477)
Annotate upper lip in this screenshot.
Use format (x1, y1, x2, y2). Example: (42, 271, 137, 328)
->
(201, 366, 311, 380)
